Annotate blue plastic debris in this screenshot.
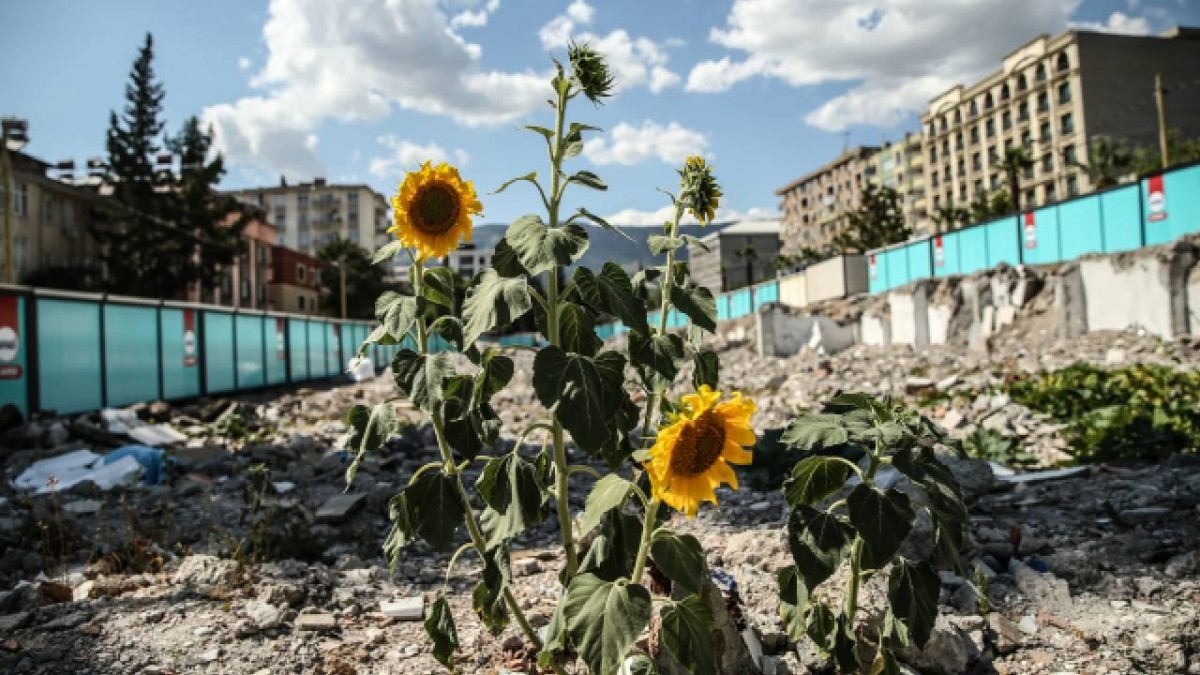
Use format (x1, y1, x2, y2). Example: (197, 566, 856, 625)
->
(104, 445, 167, 485)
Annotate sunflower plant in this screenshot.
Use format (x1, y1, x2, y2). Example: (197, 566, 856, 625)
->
(346, 43, 750, 675)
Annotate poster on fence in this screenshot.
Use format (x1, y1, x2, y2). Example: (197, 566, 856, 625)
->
(1147, 174, 1167, 222)
(868, 254, 878, 279)
(183, 310, 197, 367)
(1024, 212, 1038, 249)
(275, 318, 286, 360)
(934, 236, 945, 267)
(0, 296, 23, 380)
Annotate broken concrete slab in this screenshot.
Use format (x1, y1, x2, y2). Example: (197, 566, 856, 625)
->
(295, 613, 338, 632)
(380, 597, 424, 621)
(314, 493, 367, 524)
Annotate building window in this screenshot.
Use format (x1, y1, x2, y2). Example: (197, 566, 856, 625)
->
(959, 186, 968, 202)
(1000, 83, 1010, 102)
(1016, 74, 1028, 92)
(274, 208, 286, 227)
(969, 125, 980, 144)
(62, 202, 75, 233)
(955, 132, 963, 150)
(990, 174, 1001, 190)
(1021, 130, 1032, 149)
(1063, 144, 1077, 165)
(974, 179, 983, 194)
(939, 117, 948, 134)
(941, 139, 949, 154)
(1018, 102, 1029, 122)
(956, 160, 965, 176)
(983, 93, 994, 110)
(985, 119, 995, 138)
(298, 296, 305, 311)
(1036, 63, 1047, 82)
(1037, 92, 1049, 114)
(1057, 81, 1071, 104)
(13, 182, 27, 216)
(929, 148, 937, 163)
(1039, 121, 1052, 143)
(241, 279, 250, 301)
(296, 263, 306, 281)
(1045, 184, 1057, 202)
(1067, 174, 1079, 196)
(987, 146, 998, 163)
(1056, 52, 1069, 73)
(968, 101, 978, 117)
(932, 173, 940, 187)
(1002, 111, 1012, 130)
(1042, 154, 1054, 172)
(953, 110, 962, 125)
(1061, 112, 1075, 135)
(972, 153, 982, 171)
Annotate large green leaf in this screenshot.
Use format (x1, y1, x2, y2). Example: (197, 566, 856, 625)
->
(779, 413, 852, 451)
(847, 484, 915, 570)
(462, 268, 533, 345)
(491, 238, 528, 277)
(783, 456, 851, 509)
(383, 493, 417, 573)
(660, 594, 716, 675)
(650, 530, 706, 595)
(391, 349, 454, 412)
(472, 544, 511, 634)
(421, 266, 457, 309)
(669, 284, 717, 332)
(629, 331, 684, 384)
(376, 291, 420, 340)
(887, 559, 939, 649)
(573, 208, 632, 242)
(579, 474, 633, 535)
(506, 214, 589, 275)
(405, 470, 465, 552)
(806, 600, 837, 652)
(567, 170, 607, 191)
(372, 240, 406, 265)
(344, 402, 397, 486)
(691, 351, 719, 390)
(564, 574, 651, 675)
(648, 235, 684, 255)
(777, 566, 807, 640)
(475, 454, 548, 544)
(532, 347, 626, 453)
(558, 301, 603, 356)
(832, 613, 860, 673)
(787, 505, 852, 590)
(474, 350, 515, 405)
(578, 509, 641, 582)
(573, 264, 649, 334)
(424, 595, 459, 670)
(493, 171, 538, 195)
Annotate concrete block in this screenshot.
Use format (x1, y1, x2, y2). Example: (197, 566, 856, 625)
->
(315, 493, 367, 524)
(860, 310, 891, 346)
(381, 597, 424, 621)
(889, 283, 930, 347)
(756, 307, 856, 357)
(1077, 242, 1197, 338)
(295, 613, 337, 631)
(928, 303, 953, 345)
(1187, 259, 1200, 335)
(996, 305, 1018, 328)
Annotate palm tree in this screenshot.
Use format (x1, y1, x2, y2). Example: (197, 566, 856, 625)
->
(933, 201, 969, 234)
(734, 243, 759, 291)
(1001, 148, 1034, 213)
(1069, 136, 1132, 189)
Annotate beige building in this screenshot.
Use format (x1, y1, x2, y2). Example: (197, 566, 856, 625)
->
(869, 132, 931, 236)
(687, 219, 782, 293)
(920, 26, 1200, 217)
(188, 214, 279, 310)
(776, 147, 880, 256)
(226, 179, 390, 256)
(1, 150, 104, 287)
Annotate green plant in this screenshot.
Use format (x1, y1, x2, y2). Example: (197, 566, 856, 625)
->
(347, 43, 748, 675)
(962, 428, 1036, 466)
(776, 394, 968, 673)
(1008, 363, 1200, 462)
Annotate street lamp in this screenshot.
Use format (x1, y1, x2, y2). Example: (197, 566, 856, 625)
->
(2, 117, 30, 285)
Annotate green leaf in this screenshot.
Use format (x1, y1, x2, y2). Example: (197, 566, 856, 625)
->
(376, 291, 420, 341)
(691, 351, 719, 390)
(421, 266, 457, 309)
(887, 559, 940, 649)
(475, 350, 515, 404)
(406, 470, 465, 552)
(779, 413, 852, 451)
(660, 594, 716, 675)
(525, 124, 554, 140)
(506, 214, 589, 275)
(578, 509, 641, 582)
(563, 140, 584, 158)
(787, 505, 852, 589)
(681, 234, 710, 252)
(847, 484, 915, 570)
(472, 544, 511, 634)
(833, 613, 860, 673)
(574, 207, 633, 241)
(538, 597, 569, 670)
(373, 240, 405, 265)
(475, 454, 548, 545)
(624, 654, 658, 675)
(648, 235, 684, 255)
(564, 574, 651, 675)
(573, 263, 649, 335)
(669, 284, 717, 332)
(579, 474, 633, 536)
(629, 331, 684, 384)
(783, 456, 851, 509)
(568, 169, 607, 191)
(383, 493, 417, 573)
(462, 268, 533, 345)
(491, 238, 528, 277)
(391, 349, 454, 412)
(650, 530, 706, 595)
(777, 566, 808, 640)
(425, 595, 459, 670)
(493, 171, 538, 195)
(558, 301, 603, 356)
(344, 402, 397, 486)
(806, 601, 837, 652)
(532, 347, 627, 453)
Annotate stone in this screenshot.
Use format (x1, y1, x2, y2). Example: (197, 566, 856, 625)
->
(245, 600, 283, 630)
(512, 557, 541, 577)
(1017, 614, 1038, 635)
(314, 493, 367, 524)
(986, 614, 1023, 654)
(174, 555, 238, 591)
(941, 409, 964, 430)
(936, 375, 960, 391)
(381, 597, 424, 621)
(897, 615, 976, 675)
(295, 613, 338, 632)
(1119, 507, 1170, 524)
(0, 611, 32, 633)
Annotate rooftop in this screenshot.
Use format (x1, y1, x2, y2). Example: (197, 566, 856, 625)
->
(776, 146, 881, 196)
(699, 219, 782, 243)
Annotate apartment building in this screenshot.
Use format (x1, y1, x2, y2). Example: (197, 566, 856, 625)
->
(776, 147, 879, 256)
(687, 220, 782, 293)
(269, 245, 325, 315)
(920, 26, 1200, 216)
(870, 133, 931, 236)
(226, 179, 390, 255)
(188, 214, 279, 310)
(391, 241, 496, 284)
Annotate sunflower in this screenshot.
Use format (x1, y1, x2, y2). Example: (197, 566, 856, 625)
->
(389, 161, 483, 260)
(646, 385, 756, 517)
(679, 155, 722, 225)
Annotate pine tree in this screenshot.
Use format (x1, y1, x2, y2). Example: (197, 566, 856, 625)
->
(832, 183, 911, 253)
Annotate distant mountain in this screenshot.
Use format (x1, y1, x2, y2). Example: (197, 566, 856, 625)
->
(469, 220, 737, 273)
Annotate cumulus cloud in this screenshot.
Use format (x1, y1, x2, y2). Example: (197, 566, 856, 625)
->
(368, 135, 470, 179)
(687, 0, 1093, 131)
(537, 0, 680, 94)
(204, 0, 544, 179)
(582, 120, 710, 166)
(1069, 11, 1152, 35)
(606, 204, 778, 226)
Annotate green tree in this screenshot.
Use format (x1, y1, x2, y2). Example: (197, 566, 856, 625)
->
(967, 189, 1011, 225)
(1069, 135, 1133, 189)
(932, 202, 969, 233)
(1001, 148, 1034, 214)
(1131, 129, 1200, 175)
(316, 237, 392, 319)
(832, 183, 911, 253)
(732, 243, 759, 290)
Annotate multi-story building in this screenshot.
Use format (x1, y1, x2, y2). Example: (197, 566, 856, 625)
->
(1, 150, 105, 286)
(189, 214, 279, 310)
(870, 132, 931, 236)
(226, 179, 390, 256)
(687, 219, 782, 293)
(269, 245, 325, 315)
(391, 241, 496, 284)
(776, 147, 879, 256)
(920, 25, 1200, 217)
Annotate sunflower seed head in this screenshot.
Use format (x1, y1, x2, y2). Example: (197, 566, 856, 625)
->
(678, 156, 723, 225)
(568, 41, 615, 104)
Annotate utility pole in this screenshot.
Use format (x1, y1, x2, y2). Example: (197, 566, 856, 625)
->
(1, 133, 12, 285)
(1154, 73, 1169, 170)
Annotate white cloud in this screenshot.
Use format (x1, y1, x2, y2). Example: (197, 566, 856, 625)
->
(687, 0, 1091, 130)
(537, 1, 680, 94)
(237, 56, 252, 71)
(1069, 11, 1151, 35)
(450, 9, 488, 28)
(582, 120, 710, 166)
(368, 134, 471, 179)
(606, 204, 778, 226)
(204, 0, 546, 179)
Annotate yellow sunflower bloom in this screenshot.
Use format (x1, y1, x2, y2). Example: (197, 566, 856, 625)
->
(389, 161, 483, 260)
(646, 385, 756, 517)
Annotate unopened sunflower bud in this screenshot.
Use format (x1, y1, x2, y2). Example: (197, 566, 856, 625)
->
(679, 155, 723, 225)
(568, 41, 615, 104)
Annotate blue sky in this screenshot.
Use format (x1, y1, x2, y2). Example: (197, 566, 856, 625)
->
(2, 0, 1197, 227)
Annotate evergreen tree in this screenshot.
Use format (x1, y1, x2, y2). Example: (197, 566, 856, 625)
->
(832, 183, 911, 253)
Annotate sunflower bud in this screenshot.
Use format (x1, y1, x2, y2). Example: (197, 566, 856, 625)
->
(568, 41, 615, 104)
(678, 155, 723, 225)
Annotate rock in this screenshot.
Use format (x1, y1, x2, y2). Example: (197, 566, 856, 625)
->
(0, 404, 23, 434)
(244, 600, 283, 630)
(897, 615, 977, 675)
(937, 455, 993, 504)
(935, 375, 960, 392)
(295, 612, 337, 632)
(986, 614, 1023, 655)
(174, 555, 238, 592)
(1017, 614, 1038, 635)
(905, 377, 936, 394)
(1011, 561, 1072, 610)
(314, 493, 367, 524)
(380, 597, 424, 621)
(941, 409, 964, 430)
(652, 576, 757, 675)
(43, 422, 70, 446)
(0, 583, 40, 614)
(0, 611, 33, 633)
(1105, 348, 1126, 365)
(512, 557, 542, 577)
(1119, 507, 1170, 524)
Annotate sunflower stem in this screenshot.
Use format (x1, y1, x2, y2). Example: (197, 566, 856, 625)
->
(843, 439, 883, 631)
(638, 202, 685, 443)
(630, 498, 661, 584)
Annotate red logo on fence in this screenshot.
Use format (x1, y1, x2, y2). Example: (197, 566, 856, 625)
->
(934, 237, 945, 267)
(0, 297, 20, 375)
(869, 254, 878, 279)
(183, 310, 197, 367)
(1148, 174, 1167, 222)
(275, 318, 286, 360)
(1023, 212, 1037, 249)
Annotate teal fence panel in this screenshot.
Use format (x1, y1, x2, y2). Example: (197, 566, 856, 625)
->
(595, 322, 616, 341)
(883, 248, 909, 289)
(289, 318, 309, 381)
(1021, 208, 1062, 265)
(203, 311, 236, 394)
(235, 315, 266, 389)
(265, 317, 288, 385)
(37, 298, 102, 414)
(934, 233, 961, 277)
(756, 280, 779, 307)
(103, 303, 160, 407)
(958, 226, 989, 274)
(307, 321, 327, 378)
(327, 323, 342, 374)
(716, 295, 731, 322)
(0, 294, 29, 416)
(1058, 195, 1105, 261)
(868, 252, 889, 291)
(905, 241, 932, 282)
(339, 324, 356, 367)
(729, 289, 752, 317)
(985, 217, 1020, 268)
(1144, 165, 1200, 245)
(160, 308, 201, 401)
(1101, 185, 1142, 253)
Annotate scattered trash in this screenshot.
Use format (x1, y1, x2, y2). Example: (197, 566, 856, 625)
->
(271, 481, 296, 494)
(348, 357, 376, 383)
(12, 445, 169, 493)
(995, 466, 1087, 484)
(380, 597, 424, 621)
(105, 445, 167, 485)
